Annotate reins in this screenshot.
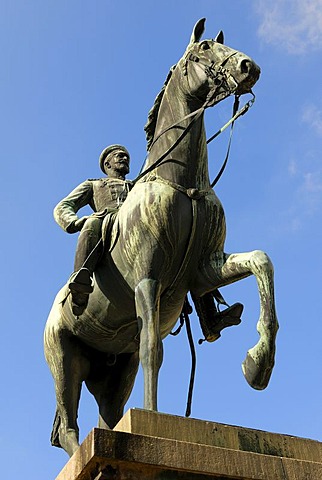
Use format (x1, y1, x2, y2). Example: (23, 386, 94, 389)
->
(133, 49, 238, 184)
(170, 296, 196, 417)
(134, 91, 255, 186)
(134, 45, 255, 186)
(210, 91, 255, 187)
(134, 105, 206, 183)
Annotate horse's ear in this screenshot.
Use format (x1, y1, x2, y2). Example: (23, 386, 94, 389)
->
(214, 30, 224, 44)
(189, 18, 206, 44)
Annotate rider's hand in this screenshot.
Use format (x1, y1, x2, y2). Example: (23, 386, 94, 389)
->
(74, 216, 90, 231)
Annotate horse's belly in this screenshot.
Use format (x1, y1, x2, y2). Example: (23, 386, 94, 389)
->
(56, 288, 139, 354)
(71, 317, 139, 354)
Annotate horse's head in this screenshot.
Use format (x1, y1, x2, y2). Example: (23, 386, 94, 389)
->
(180, 18, 260, 105)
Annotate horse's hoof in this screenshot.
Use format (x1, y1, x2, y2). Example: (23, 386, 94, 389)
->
(60, 429, 80, 457)
(241, 352, 273, 390)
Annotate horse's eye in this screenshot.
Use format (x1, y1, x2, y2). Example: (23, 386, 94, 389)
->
(200, 42, 210, 51)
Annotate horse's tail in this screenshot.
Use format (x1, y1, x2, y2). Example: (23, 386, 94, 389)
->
(50, 410, 62, 448)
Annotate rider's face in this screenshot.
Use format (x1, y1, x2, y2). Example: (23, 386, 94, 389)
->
(104, 151, 130, 176)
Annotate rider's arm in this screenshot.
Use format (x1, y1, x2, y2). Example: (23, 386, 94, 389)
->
(53, 180, 94, 233)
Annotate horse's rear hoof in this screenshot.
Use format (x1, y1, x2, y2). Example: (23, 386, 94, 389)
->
(242, 353, 273, 390)
(56, 428, 80, 457)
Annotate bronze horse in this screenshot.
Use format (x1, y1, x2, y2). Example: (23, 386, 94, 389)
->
(44, 18, 278, 457)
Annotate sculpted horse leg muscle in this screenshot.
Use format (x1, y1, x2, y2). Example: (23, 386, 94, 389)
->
(45, 301, 88, 456)
(45, 18, 278, 458)
(196, 249, 278, 389)
(45, 296, 140, 456)
(136, 279, 163, 410)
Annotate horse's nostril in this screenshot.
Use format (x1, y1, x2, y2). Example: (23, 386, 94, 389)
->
(240, 59, 251, 74)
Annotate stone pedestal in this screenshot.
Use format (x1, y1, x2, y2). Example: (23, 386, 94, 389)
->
(56, 409, 322, 479)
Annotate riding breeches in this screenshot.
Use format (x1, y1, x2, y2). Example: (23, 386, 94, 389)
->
(74, 216, 103, 273)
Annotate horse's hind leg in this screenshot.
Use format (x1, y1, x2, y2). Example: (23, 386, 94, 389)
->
(44, 316, 90, 457)
(85, 351, 139, 429)
(200, 250, 279, 390)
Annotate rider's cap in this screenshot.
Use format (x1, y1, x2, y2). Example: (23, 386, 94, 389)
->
(99, 145, 130, 173)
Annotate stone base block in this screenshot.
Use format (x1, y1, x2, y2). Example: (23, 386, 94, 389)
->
(56, 409, 322, 480)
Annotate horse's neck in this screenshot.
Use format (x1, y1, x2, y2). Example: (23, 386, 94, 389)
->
(146, 76, 210, 189)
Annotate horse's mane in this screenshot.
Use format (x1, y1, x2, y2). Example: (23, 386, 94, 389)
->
(144, 64, 177, 151)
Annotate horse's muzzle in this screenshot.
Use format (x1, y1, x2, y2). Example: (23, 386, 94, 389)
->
(235, 57, 261, 94)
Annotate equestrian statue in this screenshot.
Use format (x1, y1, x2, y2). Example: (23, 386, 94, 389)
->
(44, 18, 278, 457)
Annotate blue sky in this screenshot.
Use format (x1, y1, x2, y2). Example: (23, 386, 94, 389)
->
(1, 1, 322, 477)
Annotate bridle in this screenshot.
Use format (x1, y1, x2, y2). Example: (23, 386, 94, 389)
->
(134, 46, 255, 185)
(185, 49, 240, 105)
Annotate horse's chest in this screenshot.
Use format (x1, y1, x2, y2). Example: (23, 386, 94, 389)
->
(115, 185, 225, 286)
(184, 194, 225, 254)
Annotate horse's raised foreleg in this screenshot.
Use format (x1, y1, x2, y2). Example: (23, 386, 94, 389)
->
(135, 279, 163, 411)
(201, 250, 279, 390)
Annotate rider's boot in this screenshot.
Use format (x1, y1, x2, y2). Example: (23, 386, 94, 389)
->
(192, 291, 243, 342)
(68, 268, 94, 316)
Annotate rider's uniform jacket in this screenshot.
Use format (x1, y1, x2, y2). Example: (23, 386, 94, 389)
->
(54, 178, 133, 233)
